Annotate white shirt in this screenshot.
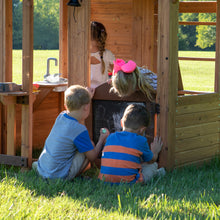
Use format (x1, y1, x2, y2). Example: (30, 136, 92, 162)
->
(91, 49, 115, 88)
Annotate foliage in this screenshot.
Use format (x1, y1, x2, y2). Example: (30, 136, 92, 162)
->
(196, 13, 216, 49)
(12, 0, 59, 49)
(13, 0, 23, 49)
(33, 0, 59, 49)
(179, 13, 199, 51)
(179, 0, 216, 51)
(0, 157, 219, 219)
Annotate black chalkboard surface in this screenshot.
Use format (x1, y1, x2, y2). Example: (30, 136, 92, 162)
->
(89, 83, 156, 145)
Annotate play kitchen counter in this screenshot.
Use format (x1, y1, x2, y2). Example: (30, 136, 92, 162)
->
(0, 82, 67, 164)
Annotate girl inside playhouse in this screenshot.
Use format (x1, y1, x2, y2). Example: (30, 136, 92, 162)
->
(90, 21, 115, 88)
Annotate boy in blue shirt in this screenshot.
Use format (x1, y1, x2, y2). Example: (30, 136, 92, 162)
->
(98, 104, 165, 184)
(33, 85, 109, 180)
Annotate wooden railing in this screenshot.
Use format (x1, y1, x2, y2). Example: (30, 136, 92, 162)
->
(178, 2, 216, 66)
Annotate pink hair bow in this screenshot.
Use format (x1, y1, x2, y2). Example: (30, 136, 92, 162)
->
(113, 59, 137, 75)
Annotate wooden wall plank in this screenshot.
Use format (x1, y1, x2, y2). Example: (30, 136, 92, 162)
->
(176, 109, 220, 128)
(215, 0, 220, 92)
(176, 133, 219, 153)
(177, 93, 219, 106)
(91, 0, 133, 61)
(179, 2, 216, 13)
(6, 102, 16, 155)
(176, 121, 220, 140)
(132, 0, 143, 66)
(142, 0, 155, 71)
(175, 144, 219, 166)
(176, 101, 220, 115)
(156, 0, 179, 169)
(68, 0, 90, 86)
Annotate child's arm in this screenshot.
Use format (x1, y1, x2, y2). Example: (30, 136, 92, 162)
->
(149, 136, 163, 163)
(84, 128, 110, 162)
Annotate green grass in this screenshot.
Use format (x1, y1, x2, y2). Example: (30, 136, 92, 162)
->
(0, 157, 219, 219)
(12, 50, 216, 92)
(13, 50, 59, 84)
(7, 50, 220, 219)
(178, 51, 216, 92)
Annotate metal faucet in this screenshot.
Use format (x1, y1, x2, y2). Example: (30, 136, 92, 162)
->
(44, 57, 58, 79)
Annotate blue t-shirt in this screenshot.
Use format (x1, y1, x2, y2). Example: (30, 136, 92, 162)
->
(98, 131, 153, 183)
(37, 112, 94, 179)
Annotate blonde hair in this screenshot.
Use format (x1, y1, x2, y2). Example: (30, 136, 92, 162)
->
(110, 67, 155, 101)
(64, 85, 91, 111)
(91, 21, 107, 75)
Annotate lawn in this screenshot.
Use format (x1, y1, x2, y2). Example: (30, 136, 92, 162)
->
(1, 50, 218, 219)
(12, 50, 216, 92)
(0, 157, 219, 219)
(13, 50, 59, 84)
(178, 51, 216, 92)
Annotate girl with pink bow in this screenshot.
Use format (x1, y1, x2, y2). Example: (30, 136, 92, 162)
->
(110, 59, 157, 101)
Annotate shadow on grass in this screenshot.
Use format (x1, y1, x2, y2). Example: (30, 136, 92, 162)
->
(0, 156, 220, 219)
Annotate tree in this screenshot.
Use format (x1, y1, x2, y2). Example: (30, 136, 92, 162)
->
(33, 0, 59, 49)
(12, 0, 59, 49)
(13, 0, 22, 49)
(196, 13, 216, 50)
(179, 12, 199, 50)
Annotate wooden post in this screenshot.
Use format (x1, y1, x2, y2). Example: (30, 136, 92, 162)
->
(157, 0, 179, 169)
(0, 0, 13, 154)
(59, 0, 68, 79)
(68, 0, 90, 87)
(21, 0, 34, 168)
(215, 1, 220, 93)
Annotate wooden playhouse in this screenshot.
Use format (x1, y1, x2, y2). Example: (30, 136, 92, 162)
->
(0, 0, 219, 169)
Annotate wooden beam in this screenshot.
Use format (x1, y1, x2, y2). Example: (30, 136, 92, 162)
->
(0, 0, 13, 156)
(179, 57, 215, 62)
(215, 0, 220, 92)
(157, 0, 179, 169)
(21, 0, 34, 168)
(0, 154, 28, 167)
(179, 2, 216, 13)
(68, 0, 91, 87)
(5, 0, 12, 82)
(179, 21, 216, 26)
(59, 0, 68, 78)
(0, 0, 5, 82)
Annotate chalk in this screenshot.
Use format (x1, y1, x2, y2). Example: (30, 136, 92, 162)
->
(101, 128, 107, 134)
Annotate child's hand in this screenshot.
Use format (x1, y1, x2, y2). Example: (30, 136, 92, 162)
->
(107, 79, 112, 84)
(150, 136, 163, 155)
(98, 128, 110, 143)
(86, 87, 95, 98)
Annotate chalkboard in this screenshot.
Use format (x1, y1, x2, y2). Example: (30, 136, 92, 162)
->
(92, 100, 155, 145)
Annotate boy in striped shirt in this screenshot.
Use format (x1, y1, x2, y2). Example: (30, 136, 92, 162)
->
(98, 104, 165, 184)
